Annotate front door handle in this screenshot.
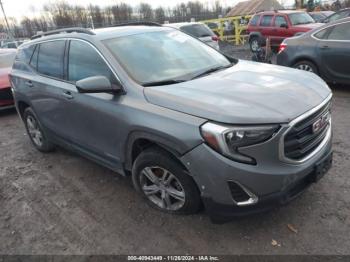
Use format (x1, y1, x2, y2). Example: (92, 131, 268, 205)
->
(25, 80, 33, 87)
(62, 91, 73, 99)
(320, 45, 329, 49)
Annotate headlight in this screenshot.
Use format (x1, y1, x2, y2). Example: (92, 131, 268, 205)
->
(200, 122, 280, 165)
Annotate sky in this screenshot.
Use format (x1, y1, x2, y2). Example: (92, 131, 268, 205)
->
(0, 0, 245, 20)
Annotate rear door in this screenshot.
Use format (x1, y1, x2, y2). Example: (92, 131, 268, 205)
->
(272, 15, 291, 45)
(25, 40, 71, 138)
(317, 21, 350, 83)
(259, 15, 274, 38)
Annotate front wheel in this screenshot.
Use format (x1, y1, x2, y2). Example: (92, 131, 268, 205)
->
(132, 147, 201, 214)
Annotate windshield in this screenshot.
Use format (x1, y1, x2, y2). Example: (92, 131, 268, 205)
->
(103, 29, 230, 85)
(0, 52, 16, 68)
(288, 13, 315, 25)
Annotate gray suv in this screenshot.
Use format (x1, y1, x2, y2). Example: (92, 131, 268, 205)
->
(10, 25, 333, 223)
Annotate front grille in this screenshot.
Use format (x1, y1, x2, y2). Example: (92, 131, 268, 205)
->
(228, 181, 251, 203)
(0, 88, 13, 101)
(284, 101, 331, 161)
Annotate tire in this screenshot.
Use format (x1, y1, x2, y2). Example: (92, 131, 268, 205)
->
(23, 107, 55, 152)
(249, 36, 260, 52)
(293, 60, 318, 75)
(132, 147, 201, 215)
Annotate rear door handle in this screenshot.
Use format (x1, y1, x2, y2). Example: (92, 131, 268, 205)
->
(320, 45, 329, 49)
(62, 91, 73, 99)
(25, 80, 33, 87)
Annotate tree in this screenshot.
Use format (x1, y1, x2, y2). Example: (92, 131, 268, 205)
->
(155, 7, 165, 23)
(138, 3, 153, 20)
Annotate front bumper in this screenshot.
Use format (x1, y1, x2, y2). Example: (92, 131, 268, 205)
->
(181, 126, 332, 223)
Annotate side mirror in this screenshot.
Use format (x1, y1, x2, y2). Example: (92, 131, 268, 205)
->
(76, 76, 120, 94)
(280, 23, 288, 28)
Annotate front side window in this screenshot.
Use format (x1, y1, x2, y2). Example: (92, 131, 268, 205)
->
(250, 15, 260, 26)
(37, 40, 65, 79)
(274, 16, 287, 27)
(260, 15, 273, 26)
(68, 40, 118, 86)
(103, 29, 231, 85)
(288, 12, 314, 25)
(327, 22, 350, 41)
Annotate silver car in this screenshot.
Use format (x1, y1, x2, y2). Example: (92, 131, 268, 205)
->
(10, 24, 332, 223)
(166, 22, 220, 50)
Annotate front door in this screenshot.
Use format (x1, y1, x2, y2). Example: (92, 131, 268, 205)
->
(318, 21, 350, 84)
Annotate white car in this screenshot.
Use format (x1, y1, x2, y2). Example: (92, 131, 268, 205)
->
(166, 22, 220, 50)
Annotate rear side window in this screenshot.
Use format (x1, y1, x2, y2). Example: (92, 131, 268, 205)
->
(250, 15, 260, 26)
(37, 40, 65, 79)
(274, 16, 287, 27)
(327, 22, 350, 40)
(68, 40, 118, 86)
(260, 15, 273, 26)
(180, 24, 214, 37)
(16, 45, 35, 64)
(314, 28, 329, 39)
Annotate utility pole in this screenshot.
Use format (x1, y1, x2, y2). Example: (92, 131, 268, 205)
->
(0, 0, 12, 37)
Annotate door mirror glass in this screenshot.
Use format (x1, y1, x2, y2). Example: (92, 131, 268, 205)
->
(280, 23, 288, 28)
(76, 76, 120, 93)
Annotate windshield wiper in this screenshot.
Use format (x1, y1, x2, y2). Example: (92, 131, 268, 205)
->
(190, 64, 233, 80)
(142, 79, 186, 87)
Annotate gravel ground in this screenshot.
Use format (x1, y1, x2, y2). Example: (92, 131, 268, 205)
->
(0, 45, 349, 255)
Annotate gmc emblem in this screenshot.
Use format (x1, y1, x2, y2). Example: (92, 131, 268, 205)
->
(312, 112, 330, 134)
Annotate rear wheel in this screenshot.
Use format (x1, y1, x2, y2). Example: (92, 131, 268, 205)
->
(249, 36, 260, 52)
(23, 108, 54, 152)
(293, 60, 318, 75)
(132, 147, 201, 214)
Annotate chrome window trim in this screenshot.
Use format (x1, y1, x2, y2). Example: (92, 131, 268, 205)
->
(311, 20, 350, 42)
(279, 93, 333, 165)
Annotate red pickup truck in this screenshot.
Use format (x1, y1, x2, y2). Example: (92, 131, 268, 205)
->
(247, 10, 323, 51)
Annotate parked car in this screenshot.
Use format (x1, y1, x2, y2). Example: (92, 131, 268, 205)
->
(309, 11, 334, 22)
(1, 40, 24, 49)
(247, 10, 323, 51)
(166, 22, 220, 50)
(11, 25, 332, 222)
(323, 8, 350, 23)
(277, 18, 350, 84)
(0, 49, 16, 109)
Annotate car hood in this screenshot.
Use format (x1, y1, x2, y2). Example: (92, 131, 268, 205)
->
(144, 60, 332, 124)
(294, 23, 324, 30)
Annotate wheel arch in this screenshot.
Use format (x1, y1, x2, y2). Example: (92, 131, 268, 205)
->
(124, 131, 191, 173)
(291, 56, 320, 75)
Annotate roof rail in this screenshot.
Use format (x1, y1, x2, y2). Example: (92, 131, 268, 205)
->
(31, 27, 95, 40)
(113, 21, 162, 27)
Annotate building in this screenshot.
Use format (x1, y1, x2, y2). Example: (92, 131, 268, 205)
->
(226, 0, 284, 17)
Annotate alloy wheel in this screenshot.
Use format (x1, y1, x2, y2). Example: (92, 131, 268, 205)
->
(250, 39, 259, 52)
(295, 64, 314, 72)
(140, 166, 185, 211)
(26, 115, 43, 147)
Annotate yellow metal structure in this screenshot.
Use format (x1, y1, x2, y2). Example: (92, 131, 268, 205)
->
(200, 15, 252, 45)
